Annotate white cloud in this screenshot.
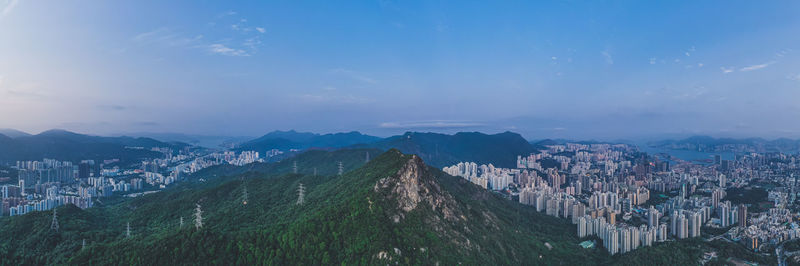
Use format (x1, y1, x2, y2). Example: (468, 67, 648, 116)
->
(720, 67, 734, 74)
(379, 120, 484, 129)
(740, 61, 776, 72)
(216, 10, 236, 18)
(133, 28, 204, 48)
(255, 27, 266, 33)
(685, 52, 690, 57)
(601, 50, 613, 65)
(788, 74, 800, 81)
(1, 0, 19, 17)
(649, 58, 656, 65)
(775, 49, 791, 58)
(697, 63, 703, 67)
(243, 38, 261, 50)
(208, 44, 249, 56)
(135, 26, 260, 57)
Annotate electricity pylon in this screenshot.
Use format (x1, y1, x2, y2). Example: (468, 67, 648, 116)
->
(297, 183, 306, 205)
(50, 208, 59, 232)
(194, 203, 203, 229)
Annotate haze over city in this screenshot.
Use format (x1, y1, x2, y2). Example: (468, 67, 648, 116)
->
(1, 0, 799, 140)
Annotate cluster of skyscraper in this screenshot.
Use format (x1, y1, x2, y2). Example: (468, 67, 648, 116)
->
(442, 162, 516, 190)
(442, 142, 785, 255)
(577, 215, 666, 255)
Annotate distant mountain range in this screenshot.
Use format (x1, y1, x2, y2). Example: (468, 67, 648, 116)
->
(0, 129, 188, 164)
(529, 139, 611, 146)
(0, 128, 32, 138)
(649, 135, 800, 153)
(356, 131, 542, 168)
(235, 130, 382, 151)
(235, 130, 542, 168)
(120, 132, 254, 149)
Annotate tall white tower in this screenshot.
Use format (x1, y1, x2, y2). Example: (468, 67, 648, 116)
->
(194, 203, 203, 229)
(297, 183, 306, 205)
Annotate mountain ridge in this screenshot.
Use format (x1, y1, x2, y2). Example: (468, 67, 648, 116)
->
(358, 131, 541, 168)
(0, 128, 32, 138)
(0, 129, 188, 164)
(236, 130, 381, 152)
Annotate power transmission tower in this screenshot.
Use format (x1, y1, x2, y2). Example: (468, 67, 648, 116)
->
(194, 203, 203, 229)
(338, 161, 344, 176)
(313, 167, 317, 176)
(82, 239, 86, 250)
(126, 222, 131, 238)
(365, 151, 370, 163)
(50, 208, 59, 232)
(296, 183, 305, 205)
(293, 161, 298, 174)
(179, 216, 184, 228)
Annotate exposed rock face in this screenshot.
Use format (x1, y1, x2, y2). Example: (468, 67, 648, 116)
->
(374, 155, 461, 222)
(391, 155, 426, 212)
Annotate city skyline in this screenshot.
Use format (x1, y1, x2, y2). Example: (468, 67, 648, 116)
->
(1, 1, 800, 139)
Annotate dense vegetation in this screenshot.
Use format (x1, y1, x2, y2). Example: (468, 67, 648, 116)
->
(0, 149, 773, 265)
(724, 187, 769, 206)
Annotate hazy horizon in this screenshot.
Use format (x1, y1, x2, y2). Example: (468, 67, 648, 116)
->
(2, 1, 799, 140)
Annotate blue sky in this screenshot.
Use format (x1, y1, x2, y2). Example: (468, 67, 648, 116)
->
(1, 0, 799, 139)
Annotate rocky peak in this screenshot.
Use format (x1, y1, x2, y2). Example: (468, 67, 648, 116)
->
(374, 154, 461, 222)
